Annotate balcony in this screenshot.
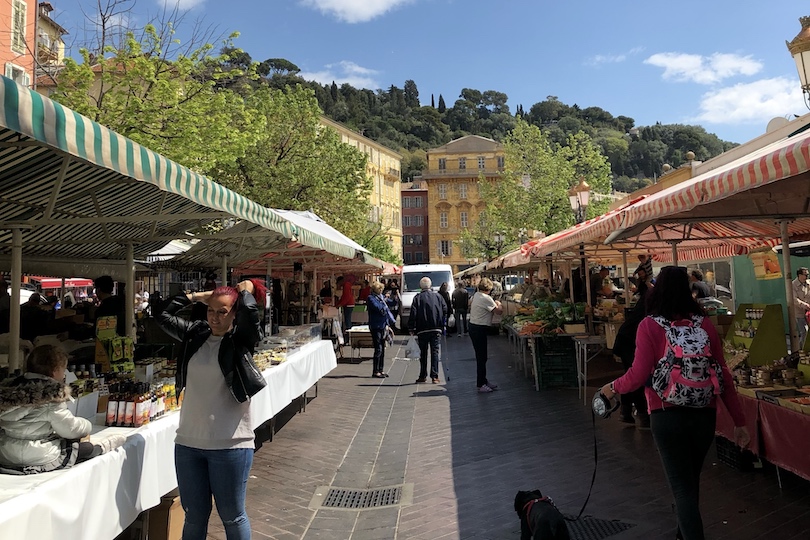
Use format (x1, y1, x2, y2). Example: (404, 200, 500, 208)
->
(420, 167, 505, 179)
(37, 42, 60, 65)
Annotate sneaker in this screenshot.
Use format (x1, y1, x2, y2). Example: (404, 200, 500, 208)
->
(486, 381, 498, 390)
(431, 377, 440, 384)
(99, 435, 127, 454)
(478, 384, 494, 393)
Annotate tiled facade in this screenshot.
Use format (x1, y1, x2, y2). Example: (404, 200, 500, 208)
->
(321, 117, 403, 257)
(400, 180, 428, 264)
(422, 135, 504, 272)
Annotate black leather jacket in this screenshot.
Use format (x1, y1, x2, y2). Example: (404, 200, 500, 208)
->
(158, 291, 264, 403)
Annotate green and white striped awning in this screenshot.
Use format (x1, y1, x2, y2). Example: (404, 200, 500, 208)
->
(0, 76, 370, 266)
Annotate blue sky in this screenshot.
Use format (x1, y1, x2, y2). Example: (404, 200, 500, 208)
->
(52, 0, 808, 144)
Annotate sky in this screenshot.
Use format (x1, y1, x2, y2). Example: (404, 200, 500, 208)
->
(51, 0, 809, 144)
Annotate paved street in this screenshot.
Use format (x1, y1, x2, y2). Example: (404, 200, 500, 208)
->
(206, 333, 810, 540)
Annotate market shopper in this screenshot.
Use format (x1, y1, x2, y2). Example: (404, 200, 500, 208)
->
(408, 277, 446, 384)
(792, 267, 810, 348)
(0, 344, 125, 474)
(157, 278, 267, 540)
(451, 281, 469, 336)
(689, 270, 711, 299)
(438, 282, 453, 335)
(600, 266, 749, 540)
(367, 281, 396, 378)
(384, 280, 402, 329)
(335, 276, 356, 333)
(468, 278, 503, 393)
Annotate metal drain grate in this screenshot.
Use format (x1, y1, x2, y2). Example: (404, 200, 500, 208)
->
(564, 515, 637, 540)
(309, 484, 413, 511)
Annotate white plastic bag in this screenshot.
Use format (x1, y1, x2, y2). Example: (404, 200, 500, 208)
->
(447, 314, 456, 329)
(404, 336, 420, 359)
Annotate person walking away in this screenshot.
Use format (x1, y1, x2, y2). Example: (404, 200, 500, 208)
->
(600, 266, 749, 540)
(438, 282, 454, 336)
(792, 267, 810, 349)
(0, 344, 125, 474)
(335, 276, 356, 334)
(468, 278, 503, 393)
(367, 281, 396, 378)
(689, 270, 711, 299)
(452, 281, 469, 336)
(408, 277, 446, 384)
(611, 279, 652, 429)
(157, 279, 267, 540)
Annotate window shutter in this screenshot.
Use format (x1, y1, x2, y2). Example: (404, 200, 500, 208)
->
(5, 64, 13, 79)
(22, 71, 30, 87)
(448, 242, 453, 256)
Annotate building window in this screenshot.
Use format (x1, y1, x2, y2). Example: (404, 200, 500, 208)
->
(12, 0, 27, 54)
(438, 184, 447, 200)
(497, 156, 505, 169)
(460, 211, 468, 228)
(414, 196, 423, 208)
(4, 63, 29, 87)
(414, 215, 423, 227)
(402, 216, 411, 227)
(459, 183, 467, 199)
(439, 240, 452, 257)
(415, 252, 423, 262)
(414, 234, 423, 245)
(478, 156, 486, 169)
(403, 197, 411, 208)
(439, 212, 448, 228)
(438, 158, 446, 170)
(458, 157, 466, 170)
(404, 252, 412, 263)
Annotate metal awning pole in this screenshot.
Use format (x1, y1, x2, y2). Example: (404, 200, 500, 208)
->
(126, 243, 135, 340)
(221, 256, 228, 287)
(621, 249, 631, 307)
(670, 241, 680, 266)
(9, 227, 23, 372)
(266, 261, 273, 336)
(60, 277, 65, 311)
(779, 220, 798, 353)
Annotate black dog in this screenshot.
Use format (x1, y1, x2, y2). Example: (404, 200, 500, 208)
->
(514, 490, 571, 540)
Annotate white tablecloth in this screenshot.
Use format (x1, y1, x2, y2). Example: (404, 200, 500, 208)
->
(0, 340, 336, 540)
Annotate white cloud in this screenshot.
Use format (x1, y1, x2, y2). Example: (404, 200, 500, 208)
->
(158, 0, 205, 10)
(300, 0, 414, 23)
(298, 61, 381, 89)
(645, 52, 762, 84)
(690, 77, 804, 125)
(585, 47, 644, 66)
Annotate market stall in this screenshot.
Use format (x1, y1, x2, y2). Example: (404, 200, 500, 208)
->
(0, 339, 336, 540)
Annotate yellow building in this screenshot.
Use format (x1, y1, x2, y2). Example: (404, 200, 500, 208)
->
(422, 135, 504, 272)
(33, 1, 67, 92)
(320, 117, 403, 257)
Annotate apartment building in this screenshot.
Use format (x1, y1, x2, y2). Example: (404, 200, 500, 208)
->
(320, 116, 403, 257)
(34, 2, 66, 89)
(1, 0, 36, 86)
(401, 180, 428, 264)
(422, 135, 504, 273)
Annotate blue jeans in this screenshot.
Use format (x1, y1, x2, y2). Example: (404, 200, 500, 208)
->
(175, 444, 253, 540)
(417, 331, 441, 379)
(650, 407, 716, 540)
(455, 310, 468, 335)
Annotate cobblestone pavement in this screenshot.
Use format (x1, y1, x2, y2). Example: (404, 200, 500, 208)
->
(203, 333, 810, 540)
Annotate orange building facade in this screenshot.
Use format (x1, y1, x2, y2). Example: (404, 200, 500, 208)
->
(1, 0, 37, 86)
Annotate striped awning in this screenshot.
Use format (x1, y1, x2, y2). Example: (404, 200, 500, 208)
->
(0, 76, 372, 268)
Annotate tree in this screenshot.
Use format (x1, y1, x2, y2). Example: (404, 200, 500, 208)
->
(404, 79, 419, 108)
(437, 94, 446, 113)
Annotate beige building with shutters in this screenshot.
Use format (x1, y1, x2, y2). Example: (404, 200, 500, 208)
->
(422, 135, 504, 273)
(320, 117, 403, 258)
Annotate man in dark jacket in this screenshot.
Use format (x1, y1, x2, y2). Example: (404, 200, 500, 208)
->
(451, 282, 469, 336)
(408, 277, 447, 384)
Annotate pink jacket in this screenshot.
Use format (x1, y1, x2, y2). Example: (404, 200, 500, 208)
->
(612, 316, 746, 426)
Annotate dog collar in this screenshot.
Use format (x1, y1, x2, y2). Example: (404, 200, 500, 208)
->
(522, 497, 550, 535)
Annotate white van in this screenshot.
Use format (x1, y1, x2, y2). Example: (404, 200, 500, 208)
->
(400, 264, 454, 328)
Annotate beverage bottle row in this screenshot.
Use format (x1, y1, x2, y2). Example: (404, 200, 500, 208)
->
(105, 379, 177, 427)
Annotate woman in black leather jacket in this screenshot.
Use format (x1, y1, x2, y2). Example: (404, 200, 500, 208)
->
(157, 278, 266, 540)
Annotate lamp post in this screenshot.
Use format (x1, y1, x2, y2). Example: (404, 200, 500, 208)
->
(787, 16, 810, 109)
(568, 177, 591, 301)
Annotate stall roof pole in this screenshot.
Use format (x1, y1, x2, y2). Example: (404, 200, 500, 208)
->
(222, 256, 229, 287)
(266, 261, 273, 336)
(620, 249, 631, 307)
(126, 243, 135, 340)
(779, 220, 799, 353)
(568, 263, 575, 305)
(668, 241, 680, 267)
(9, 227, 23, 372)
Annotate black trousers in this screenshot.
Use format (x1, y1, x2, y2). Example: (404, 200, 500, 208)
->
(650, 407, 716, 540)
(468, 323, 489, 387)
(371, 327, 386, 374)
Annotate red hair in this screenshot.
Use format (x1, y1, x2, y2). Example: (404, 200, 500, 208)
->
(209, 278, 268, 308)
(210, 286, 239, 305)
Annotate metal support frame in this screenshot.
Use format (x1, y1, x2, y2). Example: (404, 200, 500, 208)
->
(778, 220, 799, 353)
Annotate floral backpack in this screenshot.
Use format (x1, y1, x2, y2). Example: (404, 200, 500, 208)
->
(650, 315, 724, 407)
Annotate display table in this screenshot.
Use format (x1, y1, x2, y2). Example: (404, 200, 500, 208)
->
(572, 334, 606, 404)
(716, 393, 810, 482)
(0, 340, 337, 540)
(347, 325, 374, 360)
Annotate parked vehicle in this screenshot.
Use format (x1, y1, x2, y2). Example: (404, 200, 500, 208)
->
(399, 264, 454, 328)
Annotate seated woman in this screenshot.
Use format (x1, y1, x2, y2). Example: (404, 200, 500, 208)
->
(0, 345, 125, 475)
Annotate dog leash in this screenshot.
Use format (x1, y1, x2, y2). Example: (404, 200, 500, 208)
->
(565, 408, 600, 522)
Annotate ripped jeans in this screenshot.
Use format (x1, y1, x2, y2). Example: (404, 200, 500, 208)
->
(175, 444, 253, 540)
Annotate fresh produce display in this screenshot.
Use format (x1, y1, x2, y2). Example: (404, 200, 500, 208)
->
(502, 301, 587, 335)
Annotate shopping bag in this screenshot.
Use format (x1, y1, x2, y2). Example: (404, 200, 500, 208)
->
(447, 314, 456, 329)
(404, 336, 419, 359)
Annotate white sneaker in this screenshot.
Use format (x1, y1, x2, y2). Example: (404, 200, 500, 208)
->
(487, 381, 499, 390)
(478, 384, 494, 393)
(98, 435, 127, 454)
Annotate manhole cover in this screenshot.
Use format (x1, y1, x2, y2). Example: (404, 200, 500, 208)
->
(309, 484, 414, 510)
(564, 515, 637, 540)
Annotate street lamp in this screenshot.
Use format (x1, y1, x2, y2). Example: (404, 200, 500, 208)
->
(567, 177, 591, 224)
(787, 16, 810, 108)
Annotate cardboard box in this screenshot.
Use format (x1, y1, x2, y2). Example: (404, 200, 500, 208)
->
(148, 490, 184, 540)
(66, 391, 99, 421)
(134, 363, 154, 384)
